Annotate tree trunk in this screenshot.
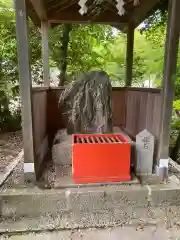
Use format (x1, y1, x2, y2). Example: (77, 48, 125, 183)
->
(171, 130, 180, 162)
(58, 24, 72, 86)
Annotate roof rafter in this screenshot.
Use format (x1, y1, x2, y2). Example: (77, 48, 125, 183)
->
(26, 0, 162, 32)
(48, 4, 128, 25)
(131, 0, 160, 28)
(29, 0, 47, 21)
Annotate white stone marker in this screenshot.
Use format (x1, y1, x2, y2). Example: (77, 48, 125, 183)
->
(136, 129, 154, 176)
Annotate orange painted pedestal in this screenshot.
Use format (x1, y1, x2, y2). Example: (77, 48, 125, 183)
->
(72, 134, 131, 184)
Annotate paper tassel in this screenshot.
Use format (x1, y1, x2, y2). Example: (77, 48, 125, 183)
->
(116, 0, 125, 16)
(134, 0, 140, 6)
(78, 0, 88, 15)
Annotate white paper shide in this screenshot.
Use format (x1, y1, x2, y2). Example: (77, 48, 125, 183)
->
(78, 0, 88, 15)
(78, 0, 126, 16)
(116, 0, 125, 16)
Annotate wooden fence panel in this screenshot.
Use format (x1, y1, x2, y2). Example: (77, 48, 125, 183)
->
(146, 93, 161, 138)
(32, 90, 47, 153)
(32, 87, 162, 152)
(32, 88, 48, 174)
(125, 89, 161, 139)
(112, 89, 126, 127)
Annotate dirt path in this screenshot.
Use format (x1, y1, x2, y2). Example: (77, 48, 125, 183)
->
(0, 131, 23, 169)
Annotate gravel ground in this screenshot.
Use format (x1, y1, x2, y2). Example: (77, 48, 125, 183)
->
(2, 154, 180, 190)
(0, 126, 134, 189)
(1, 128, 180, 189)
(0, 153, 55, 190)
(0, 159, 24, 190)
(39, 156, 56, 187)
(0, 131, 23, 169)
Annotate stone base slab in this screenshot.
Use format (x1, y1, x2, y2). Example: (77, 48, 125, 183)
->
(0, 175, 180, 232)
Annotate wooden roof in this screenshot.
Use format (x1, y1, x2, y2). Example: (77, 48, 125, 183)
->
(26, 0, 160, 32)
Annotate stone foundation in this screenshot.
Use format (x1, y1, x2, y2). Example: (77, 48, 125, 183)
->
(0, 175, 180, 232)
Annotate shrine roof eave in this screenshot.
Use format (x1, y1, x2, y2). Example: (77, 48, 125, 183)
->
(25, 0, 161, 32)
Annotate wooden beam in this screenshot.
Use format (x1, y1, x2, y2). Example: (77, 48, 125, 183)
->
(15, 0, 35, 166)
(157, 0, 180, 178)
(125, 22, 134, 87)
(48, 7, 128, 25)
(47, 0, 77, 15)
(41, 21, 50, 86)
(29, 0, 47, 21)
(113, 24, 126, 32)
(131, 0, 159, 29)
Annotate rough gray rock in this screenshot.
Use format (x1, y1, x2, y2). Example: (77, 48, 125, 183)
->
(52, 129, 72, 165)
(59, 70, 113, 134)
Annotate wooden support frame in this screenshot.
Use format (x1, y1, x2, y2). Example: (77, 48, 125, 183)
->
(125, 23, 134, 87)
(48, 8, 127, 25)
(29, 0, 47, 21)
(131, 0, 159, 29)
(41, 21, 50, 86)
(15, 0, 35, 179)
(156, 0, 180, 179)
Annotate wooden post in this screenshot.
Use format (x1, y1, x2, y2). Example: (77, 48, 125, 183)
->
(125, 23, 134, 87)
(15, 0, 35, 180)
(41, 21, 50, 86)
(156, 0, 180, 179)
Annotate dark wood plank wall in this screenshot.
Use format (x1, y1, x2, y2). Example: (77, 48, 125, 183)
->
(32, 89, 47, 153)
(32, 88, 48, 173)
(47, 88, 65, 145)
(112, 88, 126, 127)
(146, 92, 161, 138)
(125, 88, 161, 138)
(32, 87, 162, 153)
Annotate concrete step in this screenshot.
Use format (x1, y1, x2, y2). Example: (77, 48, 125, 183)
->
(3, 225, 180, 240)
(2, 223, 180, 240)
(1, 205, 180, 234)
(0, 175, 180, 232)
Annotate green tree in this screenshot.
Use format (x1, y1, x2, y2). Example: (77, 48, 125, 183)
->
(1, 0, 162, 131)
(0, 0, 41, 131)
(141, 3, 180, 162)
(49, 24, 115, 85)
(94, 32, 148, 86)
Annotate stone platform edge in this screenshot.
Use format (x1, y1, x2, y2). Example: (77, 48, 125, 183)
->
(0, 175, 180, 233)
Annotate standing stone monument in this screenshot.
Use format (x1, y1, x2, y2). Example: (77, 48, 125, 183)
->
(136, 129, 154, 176)
(59, 70, 113, 134)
